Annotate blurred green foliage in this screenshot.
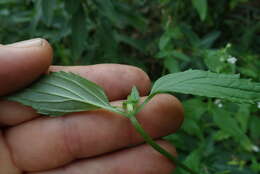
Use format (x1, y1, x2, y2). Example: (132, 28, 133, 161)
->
(0, 0, 259, 173)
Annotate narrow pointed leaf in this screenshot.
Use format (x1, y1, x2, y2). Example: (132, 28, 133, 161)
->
(191, 0, 207, 21)
(151, 70, 260, 104)
(129, 86, 140, 103)
(71, 5, 87, 60)
(123, 86, 140, 111)
(41, 0, 56, 26)
(7, 72, 112, 116)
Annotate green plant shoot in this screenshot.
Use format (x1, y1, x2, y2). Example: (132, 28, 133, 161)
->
(7, 70, 260, 174)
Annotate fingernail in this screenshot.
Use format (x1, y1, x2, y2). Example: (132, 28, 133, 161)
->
(6, 38, 44, 48)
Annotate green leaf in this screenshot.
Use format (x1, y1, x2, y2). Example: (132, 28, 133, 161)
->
(115, 33, 146, 52)
(212, 108, 253, 151)
(156, 50, 190, 62)
(213, 109, 242, 138)
(203, 49, 227, 73)
(71, 4, 87, 61)
(124, 86, 140, 111)
(92, 0, 122, 28)
(191, 0, 208, 21)
(249, 116, 260, 141)
(7, 72, 112, 116)
(251, 157, 260, 172)
(199, 31, 221, 48)
(115, 2, 148, 32)
(0, 0, 17, 4)
(179, 24, 200, 47)
(30, 0, 42, 33)
(183, 98, 206, 121)
(128, 86, 140, 103)
(41, 0, 56, 26)
(159, 31, 172, 50)
(163, 57, 180, 73)
(184, 149, 201, 171)
(151, 70, 260, 104)
(65, 0, 80, 14)
(213, 130, 231, 141)
(182, 118, 202, 138)
(179, 148, 202, 174)
(235, 104, 250, 133)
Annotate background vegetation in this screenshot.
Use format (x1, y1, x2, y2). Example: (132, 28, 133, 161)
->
(0, 0, 259, 173)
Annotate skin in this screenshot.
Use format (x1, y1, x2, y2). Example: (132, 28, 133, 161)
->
(0, 38, 184, 174)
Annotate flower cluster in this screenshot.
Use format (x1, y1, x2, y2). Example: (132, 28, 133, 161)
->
(252, 145, 260, 152)
(227, 56, 237, 64)
(214, 99, 223, 108)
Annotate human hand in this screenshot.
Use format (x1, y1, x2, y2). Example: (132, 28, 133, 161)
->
(0, 38, 184, 174)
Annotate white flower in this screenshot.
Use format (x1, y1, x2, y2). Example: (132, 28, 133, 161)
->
(214, 99, 221, 104)
(227, 56, 237, 64)
(218, 103, 223, 108)
(226, 43, 231, 48)
(214, 99, 223, 108)
(257, 102, 260, 109)
(251, 145, 260, 152)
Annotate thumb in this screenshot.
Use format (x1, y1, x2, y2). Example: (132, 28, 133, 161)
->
(0, 38, 52, 96)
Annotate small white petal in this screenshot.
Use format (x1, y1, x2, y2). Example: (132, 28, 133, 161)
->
(226, 43, 231, 48)
(252, 145, 259, 152)
(227, 56, 237, 64)
(218, 103, 223, 108)
(214, 99, 221, 104)
(257, 102, 260, 109)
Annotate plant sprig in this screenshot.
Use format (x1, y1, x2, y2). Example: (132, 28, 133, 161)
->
(7, 70, 260, 174)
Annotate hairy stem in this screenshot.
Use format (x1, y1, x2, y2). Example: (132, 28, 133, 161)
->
(129, 116, 197, 174)
(119, 96, 198, 174)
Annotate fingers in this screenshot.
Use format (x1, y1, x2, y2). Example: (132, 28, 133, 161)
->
(28, 140, 176, 174)
(0, 38, 53, 96)
(49, 64, 151, 101)
(0, 100, 38, 126)
(0, 131, 21, 174)
(0, 64, 151, 126)
(5, 94, 183, 172)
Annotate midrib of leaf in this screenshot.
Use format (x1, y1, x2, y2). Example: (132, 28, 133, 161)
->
(24, 88, 87, 104)
(15, 96, 98, 114)
(40, 81, 86, 100)
(20, 88, 112, 111)
(153, 72, 241, 91)
(39, 73, 110, 108)
(168, 81, 258, 94)
(156, 84, 256, 102)
(58, 73, 109, 106)
(33, 107, 88, 113)
(17, 96, 80, 103)
(153, 71, 258, 93)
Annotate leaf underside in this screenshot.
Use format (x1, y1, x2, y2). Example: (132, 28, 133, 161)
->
(8, 71, 112, 116)
(151, 70, 260, 104)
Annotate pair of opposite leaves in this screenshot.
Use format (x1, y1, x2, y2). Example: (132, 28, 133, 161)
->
(7, 69, 260, 116)
(6, 69, 260, 174)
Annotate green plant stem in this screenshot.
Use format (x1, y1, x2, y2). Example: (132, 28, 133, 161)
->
(129, 116, 198, 174)
(120, 97, 198, 174)
(132, 93, 156, 115)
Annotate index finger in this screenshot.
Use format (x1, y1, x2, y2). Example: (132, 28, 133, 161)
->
(0, 38, 52, 96)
